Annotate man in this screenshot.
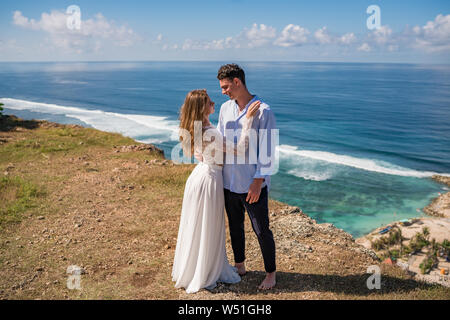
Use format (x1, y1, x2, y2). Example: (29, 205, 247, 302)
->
(217, 64, 277, 290)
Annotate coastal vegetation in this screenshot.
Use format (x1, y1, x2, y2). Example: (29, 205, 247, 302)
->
(371, 226, 449, 275)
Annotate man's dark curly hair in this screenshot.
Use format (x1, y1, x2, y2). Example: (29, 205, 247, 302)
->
(217, 64, 246, 87)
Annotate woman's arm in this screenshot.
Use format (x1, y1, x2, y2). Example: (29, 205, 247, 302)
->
(222, 100, 260, 155)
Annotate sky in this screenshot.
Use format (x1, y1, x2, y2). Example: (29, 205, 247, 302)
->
(0, 0, 449, 63)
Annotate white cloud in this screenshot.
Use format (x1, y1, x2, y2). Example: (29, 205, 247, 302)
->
(157, 13, 450, 58)
(13, 11, 34, 28)
(180, 23, 277, 51)
(339, 32, 357, 45)
(411, 14, 450, 52)
(180, 36, 234, 51)
(357, 43, 371, 52)
(370, 25, 393, 45)
(274, 24, 310, 47)
(314, 26, 333, 44)
(244, 23, 277, 48)
(12, 10, 139, 53)
(207, 37, 234, 50)
(181, 39, 200, 50)
(357, 14, 450, 54)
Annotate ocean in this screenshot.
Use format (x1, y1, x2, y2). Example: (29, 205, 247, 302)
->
(1, 61, 449, 237)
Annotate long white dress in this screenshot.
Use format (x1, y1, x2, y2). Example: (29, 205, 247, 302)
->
(172, 116, 254, 293)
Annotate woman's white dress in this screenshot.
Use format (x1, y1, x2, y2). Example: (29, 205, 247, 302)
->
(172, 116, 253, 293)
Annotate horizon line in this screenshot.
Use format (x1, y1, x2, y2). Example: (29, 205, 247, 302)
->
(0, 59, 449, 66)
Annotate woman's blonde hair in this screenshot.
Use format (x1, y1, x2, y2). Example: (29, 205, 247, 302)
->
(179, 89, 209, 156)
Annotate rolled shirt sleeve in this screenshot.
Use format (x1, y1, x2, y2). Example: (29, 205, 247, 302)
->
(253, 107, 276, 180)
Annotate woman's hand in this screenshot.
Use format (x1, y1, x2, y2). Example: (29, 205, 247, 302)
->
(246, 100, 261, 118)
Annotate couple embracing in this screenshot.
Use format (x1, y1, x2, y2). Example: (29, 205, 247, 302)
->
(172, 64, 277, 293)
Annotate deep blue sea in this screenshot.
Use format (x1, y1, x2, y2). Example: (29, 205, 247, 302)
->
(1, 61, 449, 237)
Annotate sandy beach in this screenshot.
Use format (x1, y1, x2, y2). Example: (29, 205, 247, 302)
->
(357, 175, 450, 287)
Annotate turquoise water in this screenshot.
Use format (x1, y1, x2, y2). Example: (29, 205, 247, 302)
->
(0, 61, 449, 237)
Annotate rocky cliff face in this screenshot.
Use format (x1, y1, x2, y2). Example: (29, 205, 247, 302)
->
(423, 175, 450, 218)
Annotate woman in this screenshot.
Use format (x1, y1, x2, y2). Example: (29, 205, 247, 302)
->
(171, 89, 260, 293)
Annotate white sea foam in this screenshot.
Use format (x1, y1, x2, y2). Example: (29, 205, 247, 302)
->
(0, 97, 179, 143)
(278, 144, 450, 179)
(287, 168, 335, 181)
(2, 97, 448, 180)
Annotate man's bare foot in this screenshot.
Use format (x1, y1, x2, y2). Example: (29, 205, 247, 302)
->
(258, 272, 276, 290)
(235, 262, 246, 276)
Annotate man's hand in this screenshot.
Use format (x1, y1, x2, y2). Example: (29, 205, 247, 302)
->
(246, 178, 264, 204)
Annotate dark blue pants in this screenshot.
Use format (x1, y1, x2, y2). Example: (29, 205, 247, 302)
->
(224, 186, 276, 273)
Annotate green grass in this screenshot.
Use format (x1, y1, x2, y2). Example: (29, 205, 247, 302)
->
(0, 126, 138, 165)
(420, 255, 438, 274)
(0, 175, 46, 229)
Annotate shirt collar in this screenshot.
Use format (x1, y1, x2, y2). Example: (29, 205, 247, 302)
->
(234, 95, 258, 121)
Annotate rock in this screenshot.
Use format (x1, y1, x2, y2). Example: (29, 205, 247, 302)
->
(37, 216, 45, 220)
(118, 144, 164, 156)
(289, 207, 301, 214)
(431, 175, 450, 187)
(423, 191, 450, 218)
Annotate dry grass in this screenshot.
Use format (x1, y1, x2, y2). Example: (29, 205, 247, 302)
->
(0, 115, 449, 300)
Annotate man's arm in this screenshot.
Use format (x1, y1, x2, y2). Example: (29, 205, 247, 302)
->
(246, 107, 276, 204)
